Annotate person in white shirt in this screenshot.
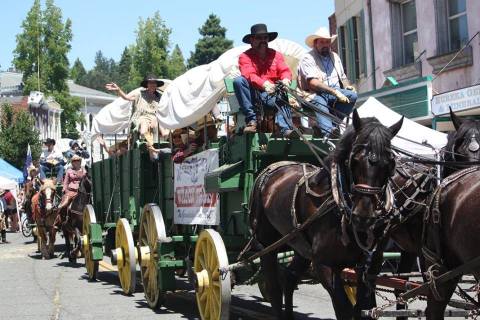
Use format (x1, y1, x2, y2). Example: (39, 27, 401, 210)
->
(39, 138, 64, 183)
(297, 27, 357, 137)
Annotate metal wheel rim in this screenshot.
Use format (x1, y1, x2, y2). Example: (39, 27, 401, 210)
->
(139, 203, 166, 308)
(115, 218, 136, 294)
(22, 218, 32, 238)
(194, 229, 231, 320)
(82, 204, 98, 280)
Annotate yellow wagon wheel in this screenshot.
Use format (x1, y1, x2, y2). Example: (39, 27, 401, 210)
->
(138, 203, 166, 308)
(194, 229, 231, 320)
(114, 218, 136, 294)
(82, 204, 99, 280)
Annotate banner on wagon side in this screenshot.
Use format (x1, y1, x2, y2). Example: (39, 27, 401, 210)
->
(173, 149, 219, 225)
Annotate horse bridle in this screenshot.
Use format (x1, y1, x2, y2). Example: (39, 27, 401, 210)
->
(452, 131, 480, 161)
(345, 143, 395, 212)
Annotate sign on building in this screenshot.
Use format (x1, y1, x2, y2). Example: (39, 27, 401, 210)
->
(431, 84, 480, 115)
(174, 149, 220, 225)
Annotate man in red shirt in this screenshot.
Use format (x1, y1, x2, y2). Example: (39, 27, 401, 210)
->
(233, 24, 297, 138)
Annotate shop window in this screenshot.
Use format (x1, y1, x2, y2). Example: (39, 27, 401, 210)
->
(390, 0, 418, 67)
(434, 0, 468, 54)
(447, 0, 468, 51)
(337, 13, 367, 82)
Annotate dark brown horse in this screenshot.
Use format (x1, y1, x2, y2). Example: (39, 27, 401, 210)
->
(375, 108, 480, 318)
(249, 110, 403, 319)
(421, 167, 480, 319)
(442, 107, 480, 177)
(60, 174, 92, 263)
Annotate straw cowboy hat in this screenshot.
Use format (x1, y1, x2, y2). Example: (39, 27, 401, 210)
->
(28, 165, 38, 175)
(71, 154, 82, 162)
(140, 74, 165, 88)
(305, 27, 338, 48)
(242, 23, 278, 44)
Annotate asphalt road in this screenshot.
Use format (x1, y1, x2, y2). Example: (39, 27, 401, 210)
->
(0, 231, 338, 320)
(0, 231, 472, 319)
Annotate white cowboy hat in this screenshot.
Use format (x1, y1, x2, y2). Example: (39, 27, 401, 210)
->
(305, 27, 338, 48)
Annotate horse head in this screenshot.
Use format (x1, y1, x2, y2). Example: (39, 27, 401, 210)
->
(333, 109, 403, 232)
(40, 179, 56, 213)
(446, 107, 480, 163)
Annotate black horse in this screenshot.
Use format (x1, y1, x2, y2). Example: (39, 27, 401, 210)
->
(442, 107, 480, 177)
(249, 109, 403, 319)
(61, 174, 92, 263)
(377, 107, 480, 319)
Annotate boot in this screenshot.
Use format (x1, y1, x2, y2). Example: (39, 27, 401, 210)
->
(1, 230, 7, 243)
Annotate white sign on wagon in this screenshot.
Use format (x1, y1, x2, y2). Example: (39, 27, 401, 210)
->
(431, 84, 480, 115)
(174, 149, 220, 225)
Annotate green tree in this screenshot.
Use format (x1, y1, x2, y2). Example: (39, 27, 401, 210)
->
(70, 58, 86, 82)
(12, 0, 45, 92)
(53, 92, 84, 139)
(79, 51, 118, 91)
(132, 12, 171, 82)
(0, 104, 42, 169)
(188, 14, 233, 68)
(167, 44, 186, 79)
(13, 0, 72, 94)
(116, 46, 135, 90)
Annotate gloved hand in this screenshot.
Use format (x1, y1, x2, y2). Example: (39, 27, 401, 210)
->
(288, 95, 299, 109)
(263, 81, 275, 94)
(172, 150, 185, 163)
(345, 85, 356, 93)
(281, 78, 291, 88)
(334, 90, 350, 104)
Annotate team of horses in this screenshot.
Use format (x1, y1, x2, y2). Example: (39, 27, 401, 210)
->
(23, 173, 91, 261)
(19, 107, 480, 319)
(250, 108, 480, 319)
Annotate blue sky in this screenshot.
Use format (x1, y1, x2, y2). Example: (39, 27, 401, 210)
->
(1, 0, 334, 71)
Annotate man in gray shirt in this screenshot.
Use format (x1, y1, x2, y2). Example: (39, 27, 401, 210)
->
(297, 27, 357, 137)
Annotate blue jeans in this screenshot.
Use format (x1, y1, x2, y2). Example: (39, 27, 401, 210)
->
(233, 76, 292, 134)
(308, 88, 357, 133)
(39, 163, 64, 182)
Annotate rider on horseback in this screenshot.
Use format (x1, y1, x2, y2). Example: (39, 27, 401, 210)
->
(39, 138, 65, 183)
(57, 155, 86, 219)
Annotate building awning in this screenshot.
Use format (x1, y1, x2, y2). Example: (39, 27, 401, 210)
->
(357, 76, 433, 123)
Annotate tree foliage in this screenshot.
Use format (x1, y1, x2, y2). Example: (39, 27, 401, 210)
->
(167, 44, 186, 79)
(0, 104, 42, 169)
(132, 12, 171, 82)
(78, 51, 118, 91)
(188, 14, 233, 68)
(13, 0, 72, 94)
(70, 58, 86, 83)
(53, 92, 83, 139)
(13, 0, 82, 139)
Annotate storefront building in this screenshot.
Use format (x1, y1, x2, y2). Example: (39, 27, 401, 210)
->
(333, 0, 480, 130)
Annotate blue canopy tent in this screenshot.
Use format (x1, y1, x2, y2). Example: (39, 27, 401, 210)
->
(0, 158, 24, 183)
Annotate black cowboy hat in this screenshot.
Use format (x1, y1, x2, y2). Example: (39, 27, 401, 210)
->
(44, 138, 56, 145)
(242, 23, 278, 44)
(140, 74, 165, 88)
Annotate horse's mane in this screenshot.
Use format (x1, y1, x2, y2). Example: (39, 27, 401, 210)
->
(332, 117, 394, 164)
(444, 119, 480, 161)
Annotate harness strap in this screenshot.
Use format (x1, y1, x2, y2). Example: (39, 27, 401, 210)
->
(290, 164, 329, 227)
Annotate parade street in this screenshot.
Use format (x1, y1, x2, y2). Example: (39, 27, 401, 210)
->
(0, 232, 340, 320)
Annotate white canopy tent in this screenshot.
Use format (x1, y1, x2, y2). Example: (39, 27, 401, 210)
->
(91, 39, 308, 137)
(0, 175, 19, 204)
(356, 97, 447, 156)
